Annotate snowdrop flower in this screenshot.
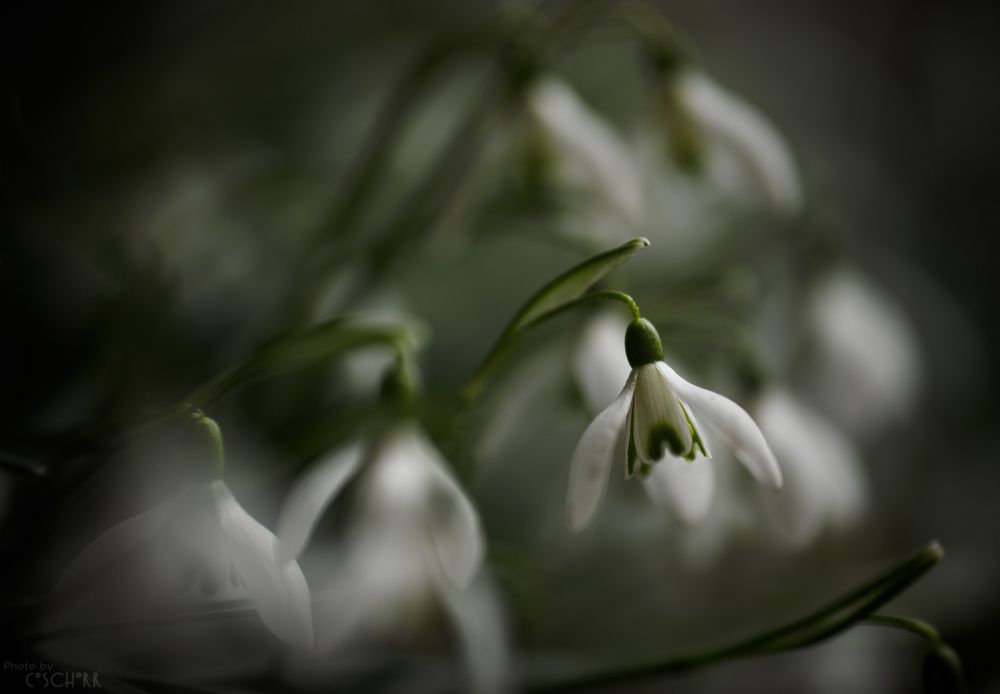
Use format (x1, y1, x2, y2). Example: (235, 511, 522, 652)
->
(526, 77, 643, 225)
(574, 311, 716, 526)
(755, 387, 868, 548)
(672, 70, 803, 213)
(53, 480, 314, 649)
(567, 316, 782, 531)
(806, 267, 922, 437)
(278, 425, 506, 693)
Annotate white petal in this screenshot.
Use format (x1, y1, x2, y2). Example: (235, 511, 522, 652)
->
(413, 434, 485, 589)
(632, 364, 692, 462)
(566, 371, 636, 531)
(211, 481, 314, 649)
(656, 362, 783, 490)
(52, 503, 170, 597)
(807, 268, 921, 436)
(678, 70, 803, 213)
(276, 441, 364, 564)
(573, 311, 632, 414)
(642, 457, 715, 525)
(363, 426, 438, 516)
(431, 567, 512, 694)
(528, 78, 643, 223)
(757, 389, 867, 547)
(47, 502, 171, 629)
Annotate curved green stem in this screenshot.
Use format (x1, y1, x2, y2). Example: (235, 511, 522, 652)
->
(462, 289, 642, 403)
(864, 614, 967, 693)
(191, 410, 225, 479)
(528, 542, 943, 692)
(864, 614, 941, 643)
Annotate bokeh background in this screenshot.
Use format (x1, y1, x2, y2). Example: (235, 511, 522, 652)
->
(2, 1, 998, 692)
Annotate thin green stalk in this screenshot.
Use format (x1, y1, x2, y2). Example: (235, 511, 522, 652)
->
(462, 289, 642, 403)
(0, 450, 48, 477)
(191, 410, 225, 479)
(528, 542, 943, 692)
(864, 614, 941, 643)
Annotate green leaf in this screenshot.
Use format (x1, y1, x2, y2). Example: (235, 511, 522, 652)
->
(509, 237, 649, 334)
(463, 238, 649, 401)
(186, 319, 419, 406)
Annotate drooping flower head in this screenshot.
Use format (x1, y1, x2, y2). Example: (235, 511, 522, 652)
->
(567, 316, 782, 531)
(51, 477, 314, 649)
(277, 421, 508, 693)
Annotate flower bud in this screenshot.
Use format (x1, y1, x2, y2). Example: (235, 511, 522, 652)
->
(624, 318, 664, 368)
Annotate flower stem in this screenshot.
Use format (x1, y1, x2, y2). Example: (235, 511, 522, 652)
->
(462, 289, 642, 403)
(864, 614, 967, 693)
(191, 410, 225, 479)
(527, 542, 943, 692)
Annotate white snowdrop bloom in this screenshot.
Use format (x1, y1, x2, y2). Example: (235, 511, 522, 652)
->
(806, 268, 922, 436)
(676, 70, 803, 214)
(277, 426, 505, 693)
(574, 311, 714, 525)
(755, 388, 868, 548)
(54, 480, 314, 649)
(278, 425, 483, 586)
(526, 77, 644, 225)
(567, 317, 782, 532)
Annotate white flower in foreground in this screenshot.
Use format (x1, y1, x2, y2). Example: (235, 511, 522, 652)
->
(574, 312, 714, 525)
(567, 317, 782, 532)
(756, 388, 868, 548)
(53, 480, 313, 648)
(675, 70, 803, 213)
(278, 426, 506, 693)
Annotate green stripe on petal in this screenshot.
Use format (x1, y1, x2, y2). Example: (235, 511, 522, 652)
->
(632, 364, 692, 462)
(625, 403, 638, 479)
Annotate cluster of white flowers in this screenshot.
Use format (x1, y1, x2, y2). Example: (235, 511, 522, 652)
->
(42, 41, 929, 694)
(50, 416, 506, 692)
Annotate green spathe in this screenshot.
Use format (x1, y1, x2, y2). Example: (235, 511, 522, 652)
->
(625, 318, 664, 367)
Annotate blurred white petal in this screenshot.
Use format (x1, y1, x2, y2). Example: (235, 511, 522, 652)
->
(276, 442, 364, 563)
(642, 456, 715, 525)
(566, 372, 636, 532)
(527, 78, 643, 223)
(47, 503, 172, 629)
(422, 446, 486, 589)
(364, 427, 438, 517)
(807, 268, 922, 436)
(574, 311, 632, 413)
(757, 389, 867, 547)
(432, 568, 512, 694)
(656, 362, 783, 490)
(211, 481, 314, 649)
(52, 505, 170, 597)
(679, 70, 803, 213)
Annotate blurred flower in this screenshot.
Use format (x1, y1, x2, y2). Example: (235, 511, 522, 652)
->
(525, 77, 643, 225)
(567, 316, 782, 531)
(805, 267, 922, 437)
(521, 74, 802, 266)
(278, 425, 508, 693)
(755, 387, 868, 548)
(671, 69, 803, 213)
(53, 480, 314, 649)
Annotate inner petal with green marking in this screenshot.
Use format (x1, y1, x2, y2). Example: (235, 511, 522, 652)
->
(632, 364, 692, 462)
